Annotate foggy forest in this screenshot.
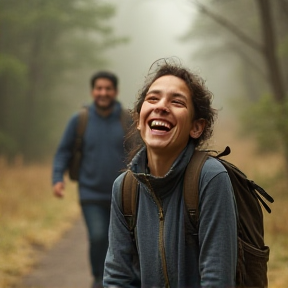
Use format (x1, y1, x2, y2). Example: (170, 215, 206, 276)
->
(1, 0, 288, 287)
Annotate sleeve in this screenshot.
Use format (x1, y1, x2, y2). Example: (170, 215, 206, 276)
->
(52, 114, 78, 184)
(198, 158, 237, 287)
(103, 174, 141, 288)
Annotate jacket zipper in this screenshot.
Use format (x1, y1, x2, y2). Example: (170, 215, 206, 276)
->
(145, 177, 170, 288)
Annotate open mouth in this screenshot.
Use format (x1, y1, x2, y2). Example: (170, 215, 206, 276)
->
(149, 120, 172, 132)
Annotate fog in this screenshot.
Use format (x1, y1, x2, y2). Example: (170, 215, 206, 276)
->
(102, 0, 239, 120)
(3, 0, 285, 161)
(105, 0, 198, 108)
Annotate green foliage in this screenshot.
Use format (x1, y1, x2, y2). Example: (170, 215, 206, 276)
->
(0, 54, 27, 85)
(0, 130, 18, 156)
(239, 94, 288, 153)
(278, 35, 288, 58)
(0, 0, 126, 161)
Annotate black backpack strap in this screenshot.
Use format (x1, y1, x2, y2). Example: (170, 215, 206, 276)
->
(184, 150, 209, 232)
(122, 170, 139, 241)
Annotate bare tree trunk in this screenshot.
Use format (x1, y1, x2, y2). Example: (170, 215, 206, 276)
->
(191, 0, 263, 53)
(256, 0, 288, 171)
(191, 0, 288, 169)
(256, 0, 285, 102)
(192, 0, 286, 103)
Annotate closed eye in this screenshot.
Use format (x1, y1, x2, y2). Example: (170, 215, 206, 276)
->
(145, 95, 159, 103)
(172, 99, 187, 108)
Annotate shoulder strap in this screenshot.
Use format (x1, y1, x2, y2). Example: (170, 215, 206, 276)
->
(122, 170, 139, 236)
(184, 150, 209, 227)
(76, 106, 89, 137)
(121, 150, 207, 238)
(74, 106, 89, 152)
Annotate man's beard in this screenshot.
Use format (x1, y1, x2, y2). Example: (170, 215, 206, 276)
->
(94, 98, 116, 111)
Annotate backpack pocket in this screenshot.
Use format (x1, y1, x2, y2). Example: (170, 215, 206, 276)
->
(237, 237, 270, 288)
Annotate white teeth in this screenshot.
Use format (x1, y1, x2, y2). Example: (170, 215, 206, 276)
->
(150, 120, 171, 129)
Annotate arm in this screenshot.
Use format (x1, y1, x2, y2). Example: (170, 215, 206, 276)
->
(198, 160, 237, 287)
(52, 114, 78, 197)
(103, 174, 141, 288)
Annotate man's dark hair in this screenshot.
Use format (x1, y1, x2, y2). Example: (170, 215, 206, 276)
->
(90, 71, 118, 89)
(125, 58, 218, 163)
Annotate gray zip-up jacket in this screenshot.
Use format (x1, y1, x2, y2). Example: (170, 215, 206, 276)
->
(104, 140, 237, 288)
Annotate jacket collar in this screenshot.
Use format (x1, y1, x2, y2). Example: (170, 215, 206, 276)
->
(130, 139, 196, 199)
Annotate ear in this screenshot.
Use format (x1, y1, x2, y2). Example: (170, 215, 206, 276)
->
(190, 118, 206, 139)
(136, 119, 141, 131)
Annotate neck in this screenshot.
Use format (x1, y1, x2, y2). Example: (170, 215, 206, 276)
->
(146, 149, 179, 177)
(95, 105, 113, 117)
(146, 141, 190, 177)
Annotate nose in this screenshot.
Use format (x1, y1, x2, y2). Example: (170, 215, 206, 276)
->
(154, 107, 170, 114)
(99, 88, 108, 95)
(154, 99, 170, 114)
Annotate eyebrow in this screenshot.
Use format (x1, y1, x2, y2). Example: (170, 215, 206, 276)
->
(146, 89, 188, 101)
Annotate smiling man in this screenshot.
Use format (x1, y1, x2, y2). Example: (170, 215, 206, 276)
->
(103, 60, 237, 288)
(52, 71, 131, 288)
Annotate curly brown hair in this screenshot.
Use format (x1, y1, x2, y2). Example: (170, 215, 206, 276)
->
(125, 58, 217, 163)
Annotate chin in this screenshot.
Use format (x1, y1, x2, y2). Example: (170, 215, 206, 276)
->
(146, 140, 170, 151)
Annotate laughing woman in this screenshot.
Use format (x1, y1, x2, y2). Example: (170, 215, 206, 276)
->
(103, 59, 237, 288)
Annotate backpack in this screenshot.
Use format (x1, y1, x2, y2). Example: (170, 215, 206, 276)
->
(68, 106, 132, 181)
(121, 146, 274, 288)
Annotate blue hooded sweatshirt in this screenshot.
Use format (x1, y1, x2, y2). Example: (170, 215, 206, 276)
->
(52, 101, 128, 202)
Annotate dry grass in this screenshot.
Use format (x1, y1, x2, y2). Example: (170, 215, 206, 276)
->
(0, 158, 80, 288)
(0, 119, 287, 287)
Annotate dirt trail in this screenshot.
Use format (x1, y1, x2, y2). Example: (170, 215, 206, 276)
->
(18, 217, 93, 288)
